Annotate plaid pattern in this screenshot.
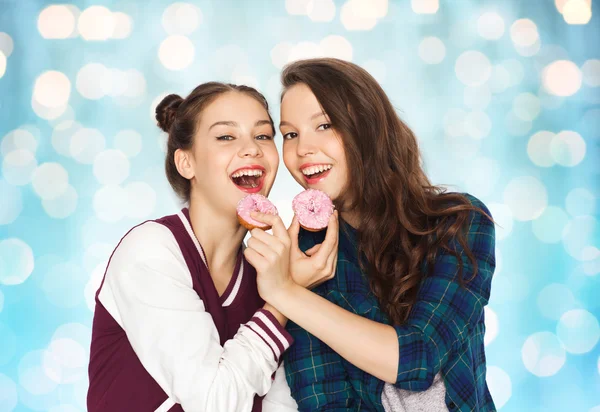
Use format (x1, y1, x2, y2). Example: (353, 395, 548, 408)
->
(284, 194, 497, 412)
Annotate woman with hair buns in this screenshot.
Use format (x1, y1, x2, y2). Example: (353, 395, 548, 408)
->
(87, 82, 302, 412)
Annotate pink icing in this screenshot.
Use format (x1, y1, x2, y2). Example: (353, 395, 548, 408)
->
(236, 194, 278, 228)
(292, 189, 334, 230)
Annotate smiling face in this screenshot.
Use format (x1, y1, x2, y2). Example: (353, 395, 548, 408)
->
(280, 84, 349, 203)
(180, 91, 279, 215)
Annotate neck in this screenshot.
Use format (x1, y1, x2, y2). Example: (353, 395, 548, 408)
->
(340, 210, 360, 229)
(187, 194, 247, 271)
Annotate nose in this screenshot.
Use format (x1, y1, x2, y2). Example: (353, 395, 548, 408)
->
(239, 139, 262, 158)
(296, 134, 317, 157)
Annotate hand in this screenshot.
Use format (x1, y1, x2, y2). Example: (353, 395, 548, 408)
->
(287, 210, 339, 289)
(243, 212, 294, 303)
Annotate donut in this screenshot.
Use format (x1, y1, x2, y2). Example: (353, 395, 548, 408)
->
(292, 189, 334, 232)
(236, 194, 279, 230)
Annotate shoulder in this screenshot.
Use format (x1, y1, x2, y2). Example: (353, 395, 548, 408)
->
(459, 193, 495, 242)
(461, 193, 492, 219)
(432, 193, 495, 265)
(119, 221, 178, 255)
(110, 220, 184, 270)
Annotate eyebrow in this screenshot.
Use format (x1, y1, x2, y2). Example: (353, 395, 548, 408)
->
(209, 120, 272, 131)
(279, 111, 326, 128)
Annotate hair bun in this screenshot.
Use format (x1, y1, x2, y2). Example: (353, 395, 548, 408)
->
(156, 94, 184, 132)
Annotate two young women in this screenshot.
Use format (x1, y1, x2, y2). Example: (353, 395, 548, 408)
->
(88, 58, 496, 412)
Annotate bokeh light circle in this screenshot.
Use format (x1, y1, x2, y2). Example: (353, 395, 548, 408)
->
(0, 180, 22, 225)
(556, 309, 600, 354)
(159, 35, 195, 70)
(537, 283, 578, 320)
(42, 185, 78, 219)
(162, 2, 202, 35)
(455, 50, 492, 86)
(527, 131, 555, 167)
(114, 130, 143, 158)
(125, 182, 158, 219)
(582, 59, 600, 87)
(78, 6, 115, 41)
(562, 215, 598, 261)
(32, 162, 69, 200)
(93, 185, 129, 222)
(33, 71, 71, 109)
(513, 92, 541, 121)
(532, 206, 570, 243)
(503, 176, 548, 221)
(1, 128, 38, 156)
(70, 128, 106, 164)
(0, 239, 34, 286)
(543, 60, 582, 97)
(38, 5, 76, 39)
(93, 150, 130, 185)
(418, 36, 446, 64)
(549, 130, 586, 167)
(486, 366, 512, 409)
(2, 150, 37, 186)
(521, 331, 566, 377)
(18, 350, 58, 395)
(484, 306, 499, 346)
(477, 12, 505, 40)
(487, 203, 513, 240)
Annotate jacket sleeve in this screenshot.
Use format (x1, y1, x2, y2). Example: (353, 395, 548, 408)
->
(98, 221, 293, 412)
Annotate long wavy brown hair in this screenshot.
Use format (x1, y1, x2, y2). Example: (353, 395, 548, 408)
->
(282, 58, 491, 325)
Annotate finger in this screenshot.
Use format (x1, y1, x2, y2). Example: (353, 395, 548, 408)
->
(251, 212, 289, 242)
(250, 228, 287, 256)
(305, 244, 322, 256)
(314, 210, 339, 261)
(287, 215, 300, 250)
(243, 247, 265, 271)
(325, 243, 337, 278)
(247, 234, 278, 261)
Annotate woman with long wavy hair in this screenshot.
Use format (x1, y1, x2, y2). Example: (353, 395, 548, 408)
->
(246, 58, 496, 412)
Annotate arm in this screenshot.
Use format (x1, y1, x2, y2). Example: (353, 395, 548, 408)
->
(102, 222, 292, 412)
(270, 284, 399, 383)
(261, 362, 298, 411)
(269, 203, 495, 390)
(283, 321, 362, 411)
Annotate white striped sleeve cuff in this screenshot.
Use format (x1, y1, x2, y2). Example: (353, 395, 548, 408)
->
(245, 309, 294, 362)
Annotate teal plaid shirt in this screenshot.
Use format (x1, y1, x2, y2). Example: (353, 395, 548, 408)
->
(284, 194, 496, 411)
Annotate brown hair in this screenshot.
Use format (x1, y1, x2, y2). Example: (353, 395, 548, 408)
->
(282, 58, 491, 325)
(156, 82, 275, 202)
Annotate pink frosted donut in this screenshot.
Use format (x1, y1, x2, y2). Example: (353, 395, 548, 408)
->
(236, 194, 279, 230)
(292, 189, 334, 232)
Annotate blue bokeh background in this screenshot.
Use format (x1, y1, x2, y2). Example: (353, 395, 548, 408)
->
(0, 0, 599, 410)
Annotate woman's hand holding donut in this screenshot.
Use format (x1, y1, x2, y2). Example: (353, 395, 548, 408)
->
(243, 212, 294, 303)
(287, 210, 339, 289)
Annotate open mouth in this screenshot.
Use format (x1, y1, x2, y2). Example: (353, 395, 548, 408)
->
(301, 164, 332, 183)
(230, 168, 265, 193)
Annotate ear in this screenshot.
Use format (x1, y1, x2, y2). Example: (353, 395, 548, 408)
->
(174, 148, 195, 180)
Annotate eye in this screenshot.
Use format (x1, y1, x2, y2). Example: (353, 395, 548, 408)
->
(255, 134, 274, 141)
(317, 123, 331, 131)
(216, 135, 234, 141)
(283, 132, 298, 140)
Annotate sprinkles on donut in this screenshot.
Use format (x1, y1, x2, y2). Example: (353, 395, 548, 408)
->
(236, 194, 279, 230)
(292, 189, 334, 232)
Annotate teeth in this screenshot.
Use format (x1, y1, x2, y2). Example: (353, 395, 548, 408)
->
(232, 169, 264, 178)
(301, 164, 332, 176)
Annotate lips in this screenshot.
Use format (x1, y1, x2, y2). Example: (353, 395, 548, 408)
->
(299, 163, 332, 185)
(302, 168, 331, 185)
(230, 165, 266, 194)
